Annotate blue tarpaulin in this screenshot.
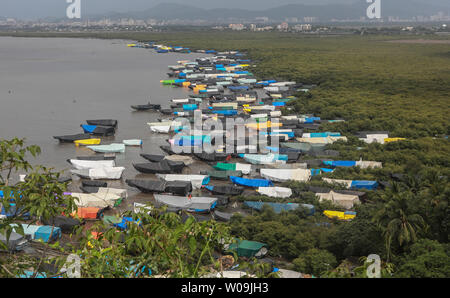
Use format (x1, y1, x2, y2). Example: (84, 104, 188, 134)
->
(183, 104, 198, 111)
(230, 176, 273, 188)
(323, 160, 357, 167)
(304, 117, 321, 123)
(212, 110, 237, 116)
(351, 180, 378, 190)
(81, 125, 97, 133)
(243, 201, 315, 215)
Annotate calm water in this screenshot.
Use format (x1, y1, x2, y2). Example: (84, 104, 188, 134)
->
(0, 37, 217, 210)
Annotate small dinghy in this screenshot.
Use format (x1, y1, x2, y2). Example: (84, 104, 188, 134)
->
(230, 176, 273, 188)
(123, 139, 143, 146)
(133, 160, 185, 174)
(81, 125, 115, 136)
(0, 231, 28, 251)
(68, 189, 124, 208)
(131, 103, 161, 111)
(126, 179, 192, 195)
(74, 138, 101, 146)
(87, 143, 125, 153)
(82, 180, 107, 188)
(140, 154, 194, 165)
(53, 133, 92, 143)
(193, 152, 230, 162)
(204, 185, 244, 196)
(70, 167, 125, 180)
(86, 119, 118, 127)
(156, 174, 210, 190)
(68, 159, 115, 170)
(154, 194, 217, 213)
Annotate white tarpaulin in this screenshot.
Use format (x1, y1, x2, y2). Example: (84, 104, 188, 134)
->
(260, 168, 311, 182)
(356, 161, 383, 169)
(70, 192, 122, 208)
(323, 178, 353, 188)
(257, 187, 292, 198)
(316, 191, 360, 209)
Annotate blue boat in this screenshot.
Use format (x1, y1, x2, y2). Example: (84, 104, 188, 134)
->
(212, 110, 237, 116)
(323, 160, 357, 167)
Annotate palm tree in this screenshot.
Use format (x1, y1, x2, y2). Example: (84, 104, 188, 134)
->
(373, 182, 426, 261)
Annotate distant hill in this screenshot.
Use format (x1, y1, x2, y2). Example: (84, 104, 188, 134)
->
(97, 0, 450, 22)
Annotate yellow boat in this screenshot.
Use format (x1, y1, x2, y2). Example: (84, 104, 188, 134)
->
(323, 210, 356, 221)
(127, 44, 136, 47)
(182, 81, 191, 87)
(384, 138, 406, 143)
(74, 139, 101, 146)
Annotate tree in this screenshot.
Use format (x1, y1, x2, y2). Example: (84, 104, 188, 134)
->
(373, 183, 426, 261)
(394, 239, 450, 278)
(292, 248, 337, 277)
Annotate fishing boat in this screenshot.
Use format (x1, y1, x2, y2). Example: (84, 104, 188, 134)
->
(140, 154, 194, 165)
(81, 125, 115, 136)
(53, 133, 92, 143)
(86, 119, 118, 127)
(156, 174, 210, 189)
(203, 170, 243, 180)
(193, 152, 230, 162)
(126, 179, 192, 196)
(154, 194, 217, 213)
(133, 160, 185, 174)
(203, 185, 244, 196)
(131, 103, 161, 111)
(87, 143, 125, 153)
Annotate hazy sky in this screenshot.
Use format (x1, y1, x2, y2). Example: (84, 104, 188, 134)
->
(1, 0, 449, 19)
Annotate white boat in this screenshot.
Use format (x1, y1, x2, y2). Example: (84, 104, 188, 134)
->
(69, 159, 115, 170)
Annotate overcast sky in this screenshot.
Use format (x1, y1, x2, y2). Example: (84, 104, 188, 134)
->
(1, 0, 449, 20)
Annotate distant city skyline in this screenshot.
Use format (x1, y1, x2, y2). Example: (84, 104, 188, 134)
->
(1, 0, 450, 20)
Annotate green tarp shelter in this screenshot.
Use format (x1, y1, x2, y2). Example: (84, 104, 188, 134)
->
(227, 239, 268, 258)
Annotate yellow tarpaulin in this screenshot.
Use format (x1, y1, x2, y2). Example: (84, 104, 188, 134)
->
(323, 210, 356, 221)
(384, 138, 406, 143)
